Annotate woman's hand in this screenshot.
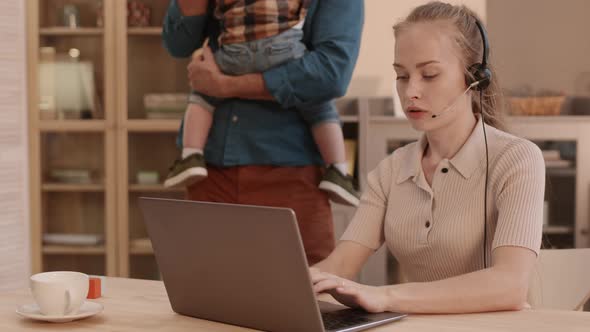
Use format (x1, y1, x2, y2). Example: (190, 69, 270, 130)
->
(310, 268, 391, 313)
(187, 46, 231, 98)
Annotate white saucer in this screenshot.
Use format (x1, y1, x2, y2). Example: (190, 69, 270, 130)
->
(16, 301, 103, 323)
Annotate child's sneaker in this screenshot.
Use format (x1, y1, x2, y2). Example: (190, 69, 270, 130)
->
(163, 153, 208, 188)
(318, 165, 360, 206)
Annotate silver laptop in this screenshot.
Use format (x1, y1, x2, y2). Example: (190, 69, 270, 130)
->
(139, 197, 406, 332)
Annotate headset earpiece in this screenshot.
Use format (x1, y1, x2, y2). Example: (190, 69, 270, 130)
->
(466, 19, 492, 92)
(467, 63, 491, 91)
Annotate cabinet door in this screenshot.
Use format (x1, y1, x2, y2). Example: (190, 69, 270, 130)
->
(118, 0, 191, 278)
(38, 0, 107, 121)
(31, 0, 117, 275)
(127, 133, 185, 280)
(41, 132, 108, 275)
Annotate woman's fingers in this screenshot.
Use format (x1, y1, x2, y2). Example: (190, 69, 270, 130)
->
(313, 278, 344, 294)
(336, 285, 359, 296)
(310, 271, 336, 284)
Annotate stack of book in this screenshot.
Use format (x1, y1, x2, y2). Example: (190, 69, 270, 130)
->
(43, 233, 104, 246)
(542, 150, 573, 168)
(50, 169, 93, 183)
(144, 93, 187, 119)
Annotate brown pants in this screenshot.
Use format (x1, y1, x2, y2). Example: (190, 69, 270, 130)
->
(186, 165, 335, 265)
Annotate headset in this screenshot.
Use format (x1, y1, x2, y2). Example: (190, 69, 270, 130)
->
(467, 19, 492, 92)
(470, 17, 491, 269)
(430, 18, 491, 118)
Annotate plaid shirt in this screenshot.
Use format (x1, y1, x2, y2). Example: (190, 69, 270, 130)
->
(215, 0, 311, 45)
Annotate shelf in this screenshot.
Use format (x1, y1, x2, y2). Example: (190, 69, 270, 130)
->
(130, 239, 153, 255)
(38, 120, 107, 132)
(125, 119, 182, 132)
(340, 115, 359, 123)
(129, 184, 185, 193)
(40, 27, 103, 36)
(42, 183, 105, 192)
(507, 115, 590, 124)
(128, 27, 162, 36)
(546, 167, 576, 177)
(369, 115, 590, 124)
(130, 246, 154, 255)
(43, 245, 106, 255)
(543, 225, 574, 235)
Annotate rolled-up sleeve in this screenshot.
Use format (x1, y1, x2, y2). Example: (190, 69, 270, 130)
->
(162, 0, 209, 58)
(262, 0, 364, 109)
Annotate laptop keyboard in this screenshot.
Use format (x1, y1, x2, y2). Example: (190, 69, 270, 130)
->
(321, 309, 372, 331)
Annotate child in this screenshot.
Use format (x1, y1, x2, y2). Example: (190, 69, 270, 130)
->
(164, 0, 359, 206)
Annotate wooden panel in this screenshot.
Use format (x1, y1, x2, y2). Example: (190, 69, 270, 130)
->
(125, 119, 182, 132)
(40, 27, 103, 36)
(43, 245, 105, 255)
(41, 132, 104, 183)
(42, 255, 105, 275)
(129, 184, 185, 193)
(0, 1, 30, 291)
(129, 255, 160, 280)
(128, 191, 184, 240)
(103, 0, 117, 277)
(39, 120, 106, 131)
(128, 27, 162, 36)
(128, 132, 178, 183)
(42, 183, 105, 192)
(44, 192, 105, 235)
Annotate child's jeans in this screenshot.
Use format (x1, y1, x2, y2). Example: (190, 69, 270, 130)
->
(187, 28, 339, 129)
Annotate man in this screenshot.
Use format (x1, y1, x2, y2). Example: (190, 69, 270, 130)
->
(162, 0, 364, 264)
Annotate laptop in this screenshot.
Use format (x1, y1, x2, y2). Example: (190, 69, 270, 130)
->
(138, 197, 406, 332)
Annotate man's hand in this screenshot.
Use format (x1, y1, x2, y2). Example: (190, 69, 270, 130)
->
(187, 46, 232, 98)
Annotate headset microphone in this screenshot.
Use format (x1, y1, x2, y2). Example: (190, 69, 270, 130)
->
(430, 80, 480, 119)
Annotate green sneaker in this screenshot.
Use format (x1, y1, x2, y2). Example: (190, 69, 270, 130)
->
(163, 153, 208, 188)
(319, 166, 360, 206)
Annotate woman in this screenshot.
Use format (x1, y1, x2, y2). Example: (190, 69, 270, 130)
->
(311, 1, 545, 314)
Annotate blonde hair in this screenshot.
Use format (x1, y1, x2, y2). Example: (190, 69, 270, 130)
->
(393, 1, 505, 130)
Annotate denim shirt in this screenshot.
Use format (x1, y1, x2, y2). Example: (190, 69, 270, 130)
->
(162, 0, 364, 167)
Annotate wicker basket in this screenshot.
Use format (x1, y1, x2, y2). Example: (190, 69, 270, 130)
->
(509, 96, 566, 116)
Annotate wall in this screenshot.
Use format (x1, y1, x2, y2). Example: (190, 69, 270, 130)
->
(487, 0, 590, 96)
(0, 1, 31, 290)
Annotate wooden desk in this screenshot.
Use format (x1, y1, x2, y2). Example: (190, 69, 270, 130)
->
(2, 277, 590, 331)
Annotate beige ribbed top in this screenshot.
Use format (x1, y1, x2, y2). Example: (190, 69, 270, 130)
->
(341, 117, 545, 283)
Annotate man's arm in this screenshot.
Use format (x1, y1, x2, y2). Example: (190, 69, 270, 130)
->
(260, 0, 365, 108)
(162, 0, 210, 58)
(190, 0, 365, 107)
(224, 73, 273, 101)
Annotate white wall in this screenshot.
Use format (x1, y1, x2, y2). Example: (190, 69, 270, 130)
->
(348, 0, 487, 100)
(0, 1, 31, 291)
(487, 0, 590, 96)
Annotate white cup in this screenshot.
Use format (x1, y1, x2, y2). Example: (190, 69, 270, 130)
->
(30, 271, 89, 316)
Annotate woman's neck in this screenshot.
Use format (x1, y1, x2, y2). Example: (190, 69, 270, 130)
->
(425, 113, 477, 161)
